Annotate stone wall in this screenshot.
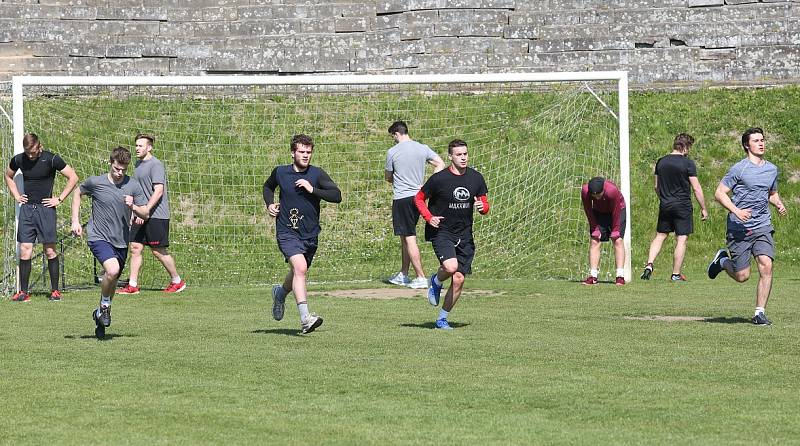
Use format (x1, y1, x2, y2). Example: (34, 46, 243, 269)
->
(1, 0, 799, 87)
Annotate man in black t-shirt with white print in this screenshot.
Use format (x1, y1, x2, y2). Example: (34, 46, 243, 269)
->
(415, 139, 489, 330)
(4, 133, 79, 302)
(641, 133, 708, 281)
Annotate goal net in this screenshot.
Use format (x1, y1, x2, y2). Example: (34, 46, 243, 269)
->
(5, 73, 630, 292)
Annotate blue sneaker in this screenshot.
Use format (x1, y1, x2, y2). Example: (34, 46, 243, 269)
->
(435, 318, 453, 330)
(428, 273, 442, 306)
(751, 313, 772, 326)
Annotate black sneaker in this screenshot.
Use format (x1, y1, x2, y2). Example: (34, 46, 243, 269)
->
(640, 264, 653, 280)
(93, 309, 105, 339)
(751, 313, 772, 326)
(707, 249, 729, 279)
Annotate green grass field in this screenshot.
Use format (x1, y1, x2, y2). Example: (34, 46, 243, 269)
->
(2, 271, 799, 445)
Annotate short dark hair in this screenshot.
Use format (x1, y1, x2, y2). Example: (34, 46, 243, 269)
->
(673, 133, 694, 152)
(588, 177, 605, 195)
(447, 139, 467, 154)
(290, 134, 314, 152)
(136, 133, 155, 145)
(741, 127, 764, 152)
(388, 121, 408, 135)
(23, 133, 40, 151)
(109, 146, 132, 165)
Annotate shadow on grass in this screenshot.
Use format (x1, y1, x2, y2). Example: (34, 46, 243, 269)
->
(702, 316, 752, 324)
(400, 321, 471, 329)
(252, 328, 301, 337)
(64, 333, 133, 341)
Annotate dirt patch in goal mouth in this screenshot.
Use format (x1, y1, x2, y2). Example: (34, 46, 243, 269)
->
(624, 315, 708, 322)
(310, 288, 505, 300)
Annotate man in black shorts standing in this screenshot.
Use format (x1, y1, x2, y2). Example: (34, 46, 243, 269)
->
(4, 133, 79, 302)
(414, 139, 489, 330)
(641, 133, 708, 281)
(263, 134, 342, 334)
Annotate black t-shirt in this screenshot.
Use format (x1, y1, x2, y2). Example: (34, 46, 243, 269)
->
(655, 154, 697, 211)
(420, 167, 488, 241)
(8, 151, 67, 204)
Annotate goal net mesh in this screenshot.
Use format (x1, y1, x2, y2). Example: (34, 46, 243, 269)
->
(6, 79, 623, 291)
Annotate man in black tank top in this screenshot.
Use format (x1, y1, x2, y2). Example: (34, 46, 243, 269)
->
(641, 133, 708, 282)
(4, 133, 79, 302)
(263, 134, 341, 334)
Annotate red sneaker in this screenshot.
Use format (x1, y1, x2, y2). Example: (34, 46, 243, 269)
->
(582, 276, 598, 285)
(615, 276, 626, 286)
(117, 284, 140, 295)
(11, 291, 30, 302)
(49, 290, 63, 301)
(164, 280, 187, 293)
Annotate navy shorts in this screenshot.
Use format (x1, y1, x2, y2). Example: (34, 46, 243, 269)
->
(591, 209, 627, 242)
(727, 230, 775, 272)
(656, 207, 693, 235)
(277, 232, 318, 268)
(17, 203, 57, 244)
(392, 196, 421, 236)
(131, 218, 170, 248)
(88, 240, 128, 272)
(431, 233, 475, 275)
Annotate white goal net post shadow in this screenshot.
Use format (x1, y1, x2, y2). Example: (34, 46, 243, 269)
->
(9, 71, 632, 289)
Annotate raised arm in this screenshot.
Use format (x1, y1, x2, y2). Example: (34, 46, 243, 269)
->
(715, 182, 751, 222)
(429, 155, 445, 173)
(5, 165, 27, 204)
(688, 176, 708, 220)
(43, 165, 79, 208)
(312, 169, 342, 203)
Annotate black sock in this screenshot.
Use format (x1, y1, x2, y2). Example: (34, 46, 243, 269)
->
(48, 257, 60, 291)
(19, 259, 32, 292)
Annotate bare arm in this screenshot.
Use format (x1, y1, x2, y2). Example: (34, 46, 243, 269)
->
(769, 191, 787, 216)
(653, 174, 659, 196)
(70, 187, 84, 237)
(146, 183, 164, 213)
(384, 170, 393, 184)
(715, 182, 751, 222)
(688, 176, 708, 220)
(43, 165, 79, 208)
(4, 166, 27, 204)
(429, 155, 445, 173)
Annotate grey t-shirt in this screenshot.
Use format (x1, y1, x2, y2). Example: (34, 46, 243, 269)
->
(385, 140, 439, 200)
(721, 158, 779, 235)
(80, 174, 147, 248)
(134, 156, 170, 219)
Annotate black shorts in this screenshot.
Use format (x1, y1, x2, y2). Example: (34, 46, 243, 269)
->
(431, 233, 475, 275)
(592, 209, 627, 242)
(88, 240, 128, 272)
(392, 196, 421, 236)
(17, 203, 57, 244)
(656, 207, 693, 235)
(277, 232, 318, 268)
(131, 218, 170, 248)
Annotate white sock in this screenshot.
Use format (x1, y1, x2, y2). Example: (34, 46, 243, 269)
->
(719, 257, 729, 268)
(616, 268, 625, 278)
(129, 280, 137, 287)
(100, 295, 111, 307)
(590, 268, 599, 278)
(755, 307, 765, 316)
(172, 276, 182, 284)
(297, 302, 310, 321)
(438, 308, 449, 320)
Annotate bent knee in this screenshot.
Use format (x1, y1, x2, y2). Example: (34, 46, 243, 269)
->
(452, 272, 465, 284)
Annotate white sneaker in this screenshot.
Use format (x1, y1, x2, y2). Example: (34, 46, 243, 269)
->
(387, 272, 410, 286)
(301, 314, 323, 334)
(407, 276, 428, 289)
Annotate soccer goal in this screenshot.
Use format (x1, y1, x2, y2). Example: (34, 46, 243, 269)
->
(4, 72, 631, 292)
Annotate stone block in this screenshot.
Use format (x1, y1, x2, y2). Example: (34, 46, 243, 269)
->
(405, 10, 439, 26)
(301, 18, 337, 34)
(372, 14, 405, 30)
(97, 57, 139, 74)
(235, 6, 275, 20)
(169, 57, 208, 72)
(337, 3, 375, 17)
(123, 21, 161, 36)
(615, 8, 687, 24)
(164, 0, 249, 7)
(725, 0, 758, 4)
(503, 25, 538, 39)
(5, 56, 65, 72)
(96, 7, 167, 21)
(158, 21, 197, 37)
(229, 19, 301, 36)
(400, 25, 436, 40)
(202, 7, 239, 21)
(194, 21, 229, 37)
(65, 43, 107, 57)
(335, 17, 368, 33)
(688, 0, 724, 7)
(134, 57, 172, 74)
(105, 43, 143, 58)
(60, 6, 97, 20)
(439, 9, 509, 23)
(434, 22, 505, 37)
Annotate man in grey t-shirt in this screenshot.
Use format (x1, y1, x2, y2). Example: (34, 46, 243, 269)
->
(707, 127, 788, 326)
(71, 146, 149, 338)
(118, 134, 186, 295)
(384, 121, 444, 289)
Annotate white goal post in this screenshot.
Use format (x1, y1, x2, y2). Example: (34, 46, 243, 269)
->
(7, 72, 631, 291)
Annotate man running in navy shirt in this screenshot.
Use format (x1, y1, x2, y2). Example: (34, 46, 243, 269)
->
(415, 139, 489, 330)
(263, 134, 342, 334)
(581, 177, 627, 285)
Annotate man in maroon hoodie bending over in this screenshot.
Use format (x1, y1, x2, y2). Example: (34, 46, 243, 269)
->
(581, 176, 627, 285)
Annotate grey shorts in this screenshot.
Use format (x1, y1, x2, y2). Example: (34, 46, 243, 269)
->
(18, 203, 57, 244)
(726, 230, 775, 272)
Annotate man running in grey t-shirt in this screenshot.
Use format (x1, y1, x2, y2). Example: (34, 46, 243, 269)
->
(118, 134, 186, 295)
(707, 127, 788, 326)
(71, 146, 149, 338)
(384, 121, 444, 289)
